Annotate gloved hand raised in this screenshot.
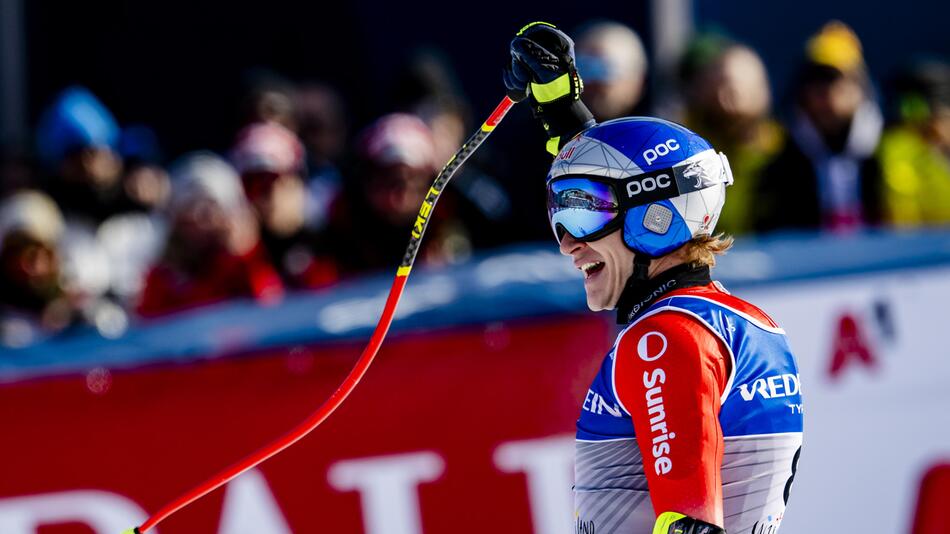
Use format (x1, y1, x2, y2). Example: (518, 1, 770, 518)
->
(504, 22, 580, 103)
(503, 21, 595, 154)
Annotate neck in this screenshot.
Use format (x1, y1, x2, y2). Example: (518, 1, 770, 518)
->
(648, 254, 687, 278)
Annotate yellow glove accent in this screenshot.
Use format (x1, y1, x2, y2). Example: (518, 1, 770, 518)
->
(531, 73, 571, 104)
(517, 21, 556, 36)
(653, 511, 688, 534)
(546, 136, 561, 156)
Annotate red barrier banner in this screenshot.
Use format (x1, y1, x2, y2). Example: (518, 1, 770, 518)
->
(911, 463, 950, 534)
(0, 316, 611, 533)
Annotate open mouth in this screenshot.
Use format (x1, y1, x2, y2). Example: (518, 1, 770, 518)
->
(580, 262, 606, 279)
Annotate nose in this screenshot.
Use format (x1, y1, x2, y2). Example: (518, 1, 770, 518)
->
(559, 232, 585, 256)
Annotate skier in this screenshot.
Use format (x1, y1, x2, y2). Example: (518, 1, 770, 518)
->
(504, 23, 804, 533)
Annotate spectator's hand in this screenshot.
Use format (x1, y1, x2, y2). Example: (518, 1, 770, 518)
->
(503, 22, 583, 105)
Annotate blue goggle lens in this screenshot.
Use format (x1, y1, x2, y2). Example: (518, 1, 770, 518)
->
(547, 178, 620, 242)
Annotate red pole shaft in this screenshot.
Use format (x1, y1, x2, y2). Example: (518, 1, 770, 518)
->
(134, 95, 515, 533)
(139, 274, 408, 532)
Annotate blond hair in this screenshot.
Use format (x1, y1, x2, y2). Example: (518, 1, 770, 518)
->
(677, 233, 734, 268)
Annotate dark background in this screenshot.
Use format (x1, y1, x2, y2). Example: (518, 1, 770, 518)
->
(21, 0, 950, 155)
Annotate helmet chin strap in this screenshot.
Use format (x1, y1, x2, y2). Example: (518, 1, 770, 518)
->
(631, 251, 652, 282)
(612, 251, 653, 323)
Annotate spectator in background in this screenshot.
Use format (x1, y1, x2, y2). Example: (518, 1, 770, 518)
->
(231, 122, 338, 289)
(574, 20, 648, 121)
(414, 95, 514, 249)
(756, 21, 884, 233)
(96, 125, 171, 304)
(239, 70, 297, 131)
(389, 48, 463, 114)
(876, 60, 950, 226)
(35, 87, 170, 306)
(294, 83, 348, 231)
(329, 113, 471, 274)
(0, 191, 69, 347)
(0, 191, 126, 347)
(117, 125, 170, 213)
(679, 34, 783, 235)
(35, 86, 125, 225)
(391, 50, 515, 248)
(138, 153, 283, 317)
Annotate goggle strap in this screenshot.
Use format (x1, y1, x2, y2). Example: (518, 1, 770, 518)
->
(595, 152, 731, 210)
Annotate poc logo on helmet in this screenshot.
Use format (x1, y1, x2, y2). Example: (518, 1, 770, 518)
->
(626, 173, 672, 198)
(642, 139, 680, 165)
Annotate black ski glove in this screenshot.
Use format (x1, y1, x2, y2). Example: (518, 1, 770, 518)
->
(654, 512, 727, 534)
(503, 22, 595, 155)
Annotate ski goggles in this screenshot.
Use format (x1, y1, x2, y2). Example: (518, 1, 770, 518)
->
(546, 149, 733, 242)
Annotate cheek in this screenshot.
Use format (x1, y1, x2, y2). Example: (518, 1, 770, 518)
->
(21, 248, 55, 278)
(608, 259, 627, 293)
(830, 83, 862, 114)
(609, 251, 634, 288)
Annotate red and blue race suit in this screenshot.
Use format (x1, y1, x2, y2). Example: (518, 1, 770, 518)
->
(574, 274, 803, 533)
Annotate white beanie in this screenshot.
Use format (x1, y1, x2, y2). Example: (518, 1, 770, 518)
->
(167, 152, 247, 216)
(0, 190, 65, 247)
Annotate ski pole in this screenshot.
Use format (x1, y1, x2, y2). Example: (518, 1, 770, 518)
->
(126, 95, 517, 534)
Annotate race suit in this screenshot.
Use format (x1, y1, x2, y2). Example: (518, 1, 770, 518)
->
(574, 265, 803, 533)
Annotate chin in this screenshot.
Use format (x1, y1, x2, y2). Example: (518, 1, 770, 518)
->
(585, 294, 614, 312)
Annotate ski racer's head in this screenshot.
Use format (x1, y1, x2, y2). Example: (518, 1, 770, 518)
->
(547, 117, 734, 311)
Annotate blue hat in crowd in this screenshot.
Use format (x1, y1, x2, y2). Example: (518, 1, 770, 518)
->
(35, 86, 119, 167)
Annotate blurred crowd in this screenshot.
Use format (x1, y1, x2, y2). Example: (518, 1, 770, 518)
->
(1, 19, 949, 348)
